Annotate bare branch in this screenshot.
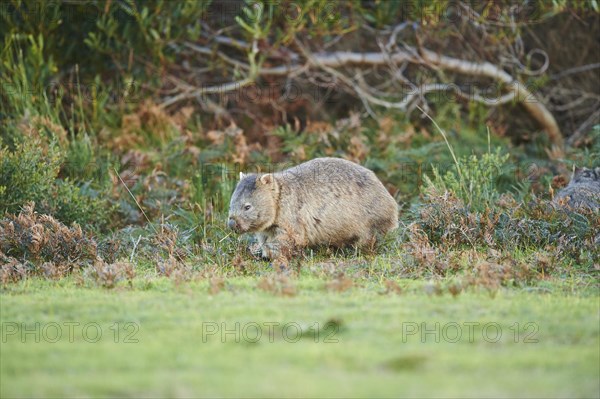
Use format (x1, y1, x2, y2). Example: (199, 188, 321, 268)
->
(550, 63, 600, 80)
(161, 78, 255, 109)
(567, 109, 600, 147)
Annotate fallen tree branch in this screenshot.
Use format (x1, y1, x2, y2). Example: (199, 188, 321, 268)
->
(418, 50, 563, 148)
(164, 34, 564, 149)
(161, 78, 255, 108)
(296, 47, 564, 148)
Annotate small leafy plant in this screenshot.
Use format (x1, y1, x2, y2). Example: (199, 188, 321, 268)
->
(423, 147, 510, 212)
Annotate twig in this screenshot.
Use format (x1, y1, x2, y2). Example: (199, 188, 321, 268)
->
(567, 108, 600, 147)
(113, 167, 158, 234)
(415, 104, 464, 185)
(130, 235, 142, 263)
(114, 166, 190, 267)
(219, 232, 232, 243)
(550, 63, 600, 80)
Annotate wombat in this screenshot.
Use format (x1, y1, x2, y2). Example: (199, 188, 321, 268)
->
(227, 157, 398, 259)
(553, 166, 600, 211)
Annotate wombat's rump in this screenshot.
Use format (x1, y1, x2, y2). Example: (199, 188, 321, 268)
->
(228, 157, 398, 259)
(553, 166, 600, 211)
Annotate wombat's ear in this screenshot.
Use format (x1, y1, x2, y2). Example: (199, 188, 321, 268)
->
(239, 172, 246, 180)
(259, 173, 274, 185)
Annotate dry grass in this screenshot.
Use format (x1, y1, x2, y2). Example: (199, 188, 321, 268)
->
(257, 274, 297, 297)
(0, 202, 97, 282)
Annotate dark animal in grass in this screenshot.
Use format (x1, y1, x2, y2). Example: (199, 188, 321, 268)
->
(553, 166, 600, 211)
(227, 157, 398, 261)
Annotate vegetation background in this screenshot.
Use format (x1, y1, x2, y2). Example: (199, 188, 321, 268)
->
(0, 1, 598, 397)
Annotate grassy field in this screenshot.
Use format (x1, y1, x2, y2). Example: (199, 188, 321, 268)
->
(1, 270, 598, 398)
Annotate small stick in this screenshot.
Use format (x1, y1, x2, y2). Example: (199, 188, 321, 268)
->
(130, 235, 142, 263)
(114, 168, 188, 266)
(415, 105, 462, 180)
(219, 232, 232, 243)
(113, 168, 158, 234)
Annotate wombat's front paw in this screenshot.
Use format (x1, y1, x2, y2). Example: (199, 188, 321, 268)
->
(248, 243, 263, 258)
(248, 241, 281, 260)
(261, 242, 281, 260)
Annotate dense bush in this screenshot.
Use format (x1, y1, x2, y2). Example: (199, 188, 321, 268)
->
(412, 150, 599, 265)
(0, 136, 113, 230)
(0, 137, 60, 211)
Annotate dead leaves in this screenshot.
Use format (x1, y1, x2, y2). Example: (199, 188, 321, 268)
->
(381, 280, 403, 295)
(88, 259, 136, 289)
(325, 272, 354, 293)
(206, 122, 252, 164)
(0, 202, 97, 273)
(257, 275, 297, 297)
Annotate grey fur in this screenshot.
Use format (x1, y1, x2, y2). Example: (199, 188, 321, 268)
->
(554, 166, 600, 211)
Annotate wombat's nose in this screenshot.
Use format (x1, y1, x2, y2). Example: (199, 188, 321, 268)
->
(227, 218, 237, 230)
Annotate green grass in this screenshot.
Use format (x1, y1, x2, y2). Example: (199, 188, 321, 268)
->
(1, 276, 598, 398)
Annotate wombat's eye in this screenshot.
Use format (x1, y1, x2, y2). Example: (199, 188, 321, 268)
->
(244, 204, 252, 211)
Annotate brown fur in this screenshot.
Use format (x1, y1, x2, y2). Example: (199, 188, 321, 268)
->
(228, 158, 398, 259)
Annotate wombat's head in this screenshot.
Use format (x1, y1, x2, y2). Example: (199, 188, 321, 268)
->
(227, 172, 279, 233)
(573, 167, 600, 185)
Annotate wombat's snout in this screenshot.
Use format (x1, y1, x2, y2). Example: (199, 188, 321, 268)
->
(227, 217, 238, 231)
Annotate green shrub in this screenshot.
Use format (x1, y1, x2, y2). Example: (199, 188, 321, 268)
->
(423, 148, 511, 211)
(0, 138, 61, 213)
(50, 180, 112, 230)
(0, 137, 113, 230)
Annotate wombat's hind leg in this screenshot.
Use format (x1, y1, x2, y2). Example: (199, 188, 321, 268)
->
(356, 234, 378, 254)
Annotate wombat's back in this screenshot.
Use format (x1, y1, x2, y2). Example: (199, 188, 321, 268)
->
(275, 158, 398, 247)
(554, 167, 600, 211)
(554, 185, 600, 211)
